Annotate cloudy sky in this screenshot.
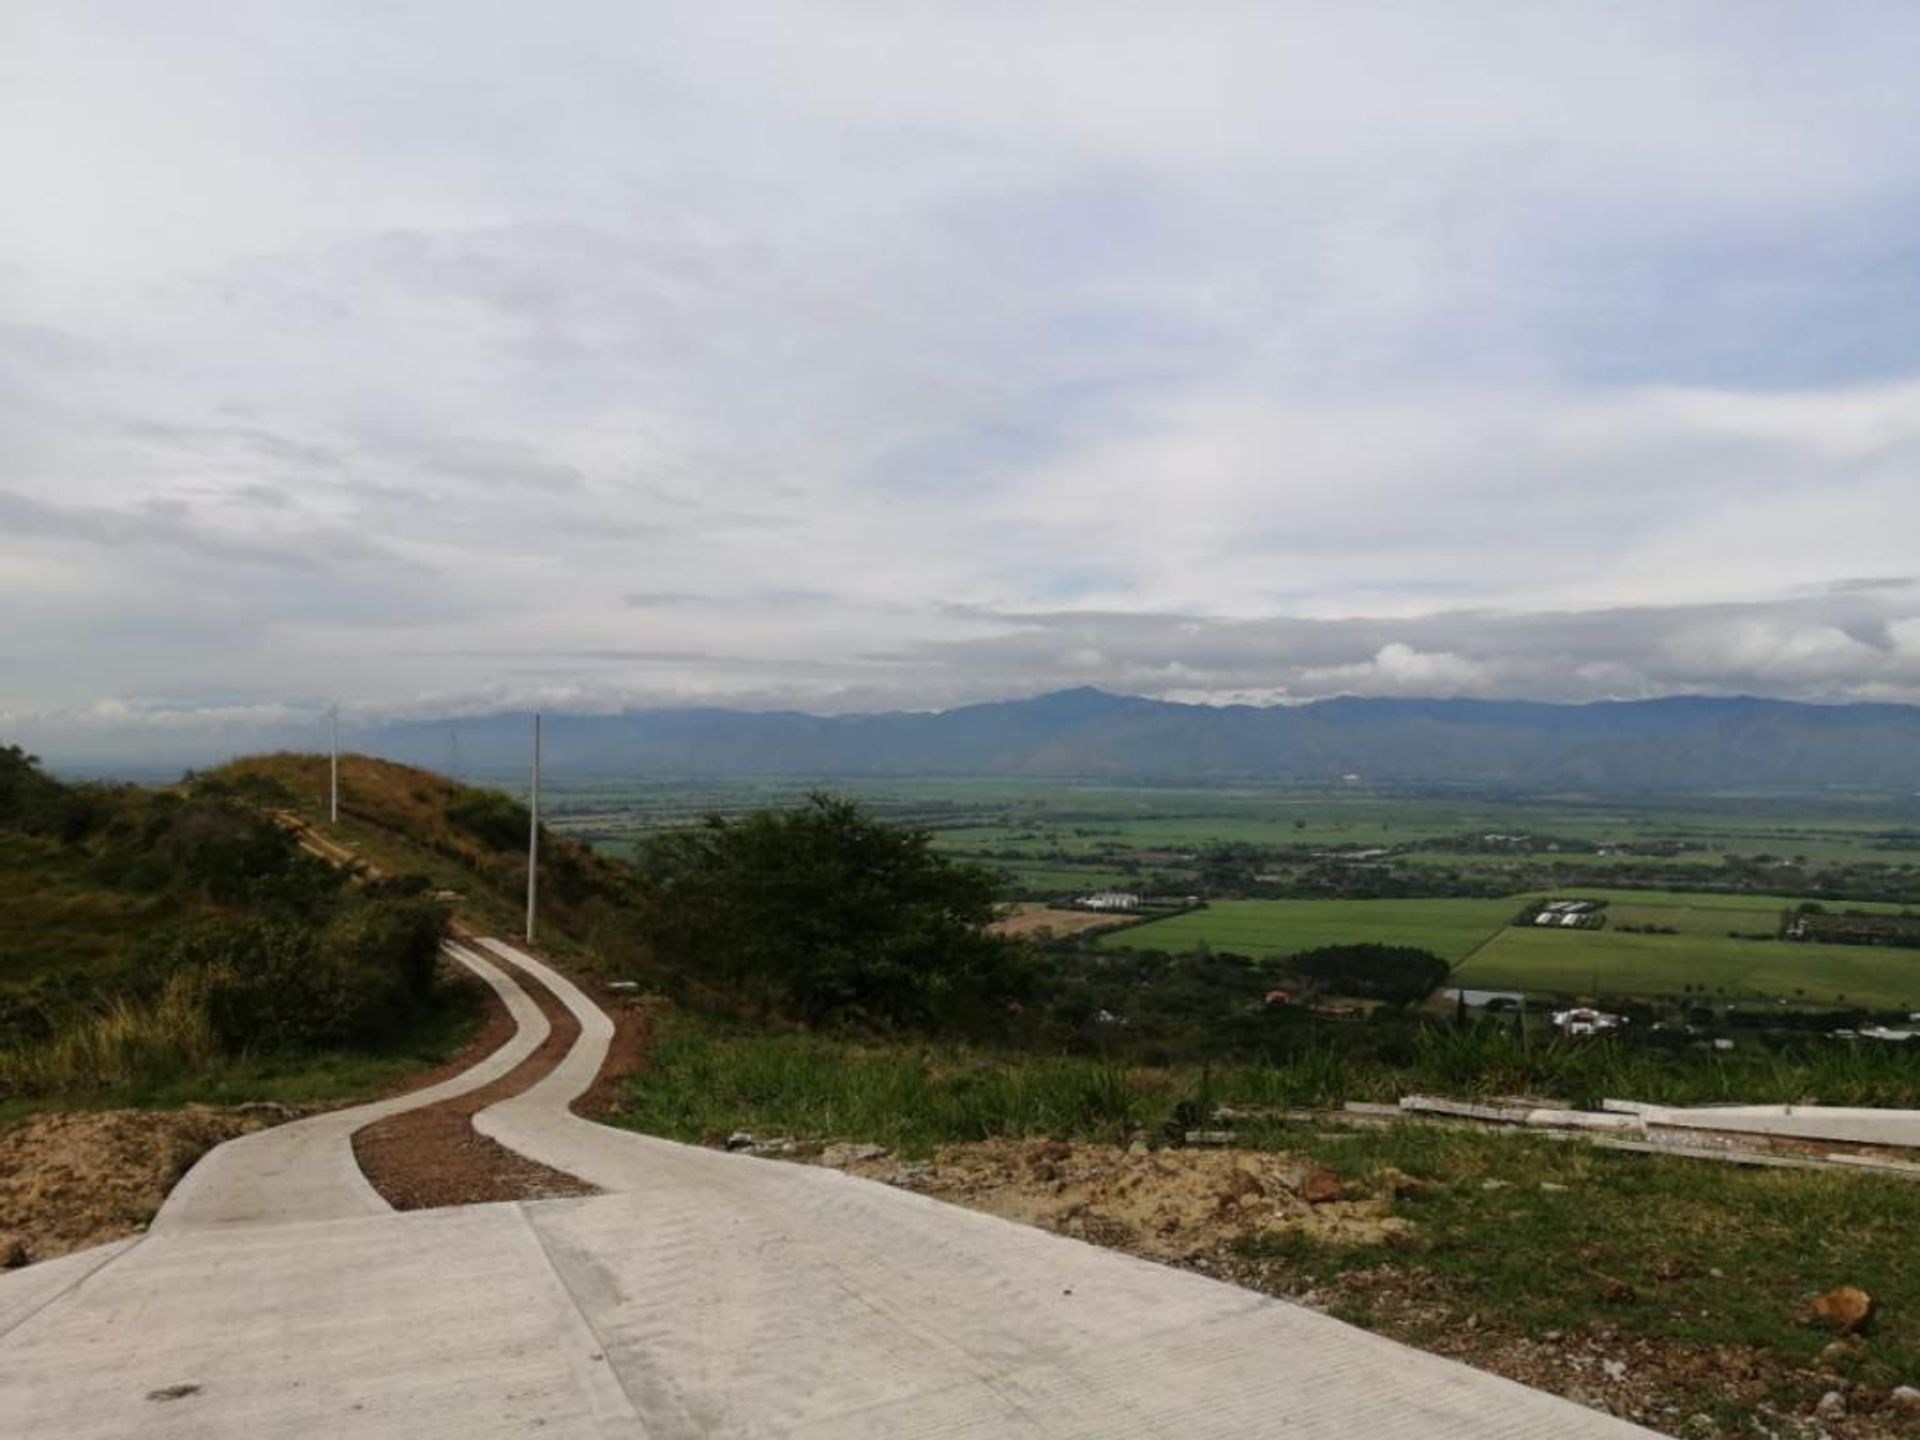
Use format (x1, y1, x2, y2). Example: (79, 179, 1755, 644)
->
(6, 3, 1920, 758)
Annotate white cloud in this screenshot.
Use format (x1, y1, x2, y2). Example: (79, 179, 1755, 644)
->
(3, 2, 1920, 757)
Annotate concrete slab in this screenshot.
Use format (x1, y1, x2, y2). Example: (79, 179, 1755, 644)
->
(0, 1204, 639, 1440)
(0, 934, 1660, 1437)
(154, 941, 547, 1230)
(1604, 1100, 1920, 1149)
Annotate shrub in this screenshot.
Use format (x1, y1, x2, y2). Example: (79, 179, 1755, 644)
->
(634, 793, 1030, 1030)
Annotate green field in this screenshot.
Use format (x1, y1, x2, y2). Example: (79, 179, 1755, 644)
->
(1098, 897, 1520, 963)
(1101, 887, 1920, 1005)
(1455, 928, 1920, 1007)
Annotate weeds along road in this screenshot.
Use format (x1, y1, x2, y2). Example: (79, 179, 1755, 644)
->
(0, 935, 1658, 1439)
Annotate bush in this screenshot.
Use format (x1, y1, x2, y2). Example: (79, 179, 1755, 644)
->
(446, 789, 531, 852)
(634, 793, 1031, 1030)
(173, 895, 448, 1053)
(1284, 944, 1450, 1005)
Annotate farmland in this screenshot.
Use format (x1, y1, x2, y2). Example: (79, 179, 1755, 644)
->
(532, 775, 1920, 1008)
(1094, 897, 1518, 964)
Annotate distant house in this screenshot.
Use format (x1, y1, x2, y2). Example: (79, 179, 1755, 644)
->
(1079, 891, 1141, 912)
(1551, 1007, 1624, 1037)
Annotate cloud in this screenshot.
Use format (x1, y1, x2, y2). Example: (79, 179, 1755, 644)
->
(4, 3, 1920, 762)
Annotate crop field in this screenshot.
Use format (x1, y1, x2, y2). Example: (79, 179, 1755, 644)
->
(1097, 897, 1522, 963)
(1100, 887, 1920, 1004)
(1454, 927, 1920, 1007)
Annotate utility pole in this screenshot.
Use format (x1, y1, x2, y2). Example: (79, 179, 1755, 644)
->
(329, 702, 340, 826)
(526, 712, 541, 945)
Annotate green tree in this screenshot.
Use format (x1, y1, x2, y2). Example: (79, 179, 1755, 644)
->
(634, 793, 1030, 1029)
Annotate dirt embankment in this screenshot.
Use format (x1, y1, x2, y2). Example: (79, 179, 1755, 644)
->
(825, 1137, 1408, 1259)
(0, 1106, 277, 1266)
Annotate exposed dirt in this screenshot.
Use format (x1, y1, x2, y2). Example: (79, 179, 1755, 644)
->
(825, 1137, 1408, 1261)
(352, 965, 599, 1210)
(990, 905, 1129, 939)
(815, 1138, 1920, 1440)
(0, 1106, 277, 1265)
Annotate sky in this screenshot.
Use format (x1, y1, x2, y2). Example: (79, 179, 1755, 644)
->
(6, 2, 1920, 761)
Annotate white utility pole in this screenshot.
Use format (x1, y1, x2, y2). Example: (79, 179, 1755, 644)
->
(526, 712, 541, 945)
(329, 703, 340, 825)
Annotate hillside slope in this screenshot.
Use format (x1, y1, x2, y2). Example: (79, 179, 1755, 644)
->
(203, 752, 645, 971)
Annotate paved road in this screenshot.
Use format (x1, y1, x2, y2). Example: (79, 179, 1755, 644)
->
(0, 937, 1657, 1439)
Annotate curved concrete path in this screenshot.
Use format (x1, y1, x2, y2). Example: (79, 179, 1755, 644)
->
(155, 940, 549, 1229)
(0, 935, 1658, 1439)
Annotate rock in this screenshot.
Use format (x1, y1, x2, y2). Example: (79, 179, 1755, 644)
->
(1183, 1130, 1235, 1147)
(819, 1142, 890, 1167)
(1126, 1138, 1151, 1158)
(1807, 1284, 1875, 1334)
(0, 1232, 29, 1269)
(1539, 1181, 1570, 1194)
(724, 1131, 754, 1152)
(1220, 1169, 1267, 1202)
(1373, 1167, 1431, 1201)
(1819, 1339, 1861, 1364)
(747, 1138, 795, 1157)
(1299, 1167, 1346, 1205)
(1480, 1178, 1510, 1191)
(1891, 1385, 1920, 1409)
(1815, 1390, 1847, 1419)
(889, 1163, 934, 1188)
(1598, 1276, 1638, 1305)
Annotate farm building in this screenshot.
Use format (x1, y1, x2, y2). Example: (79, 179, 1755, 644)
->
(1078, 891, 1142, 912)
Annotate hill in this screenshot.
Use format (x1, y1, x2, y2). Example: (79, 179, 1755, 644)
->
(0, 746, 467, 1104)
(202, 753, 645, 973)
(355, 689, 1920, 791)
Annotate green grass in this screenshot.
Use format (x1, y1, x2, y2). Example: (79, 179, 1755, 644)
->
(614, 1023, 1150, 1154)
(1234, 1125, 1920, 1410)
(1098, 897, 1520, 963)
(0, 833, 182, 984)
(0, 980, 484, 1124)
(616, 1017, 1920, 1155)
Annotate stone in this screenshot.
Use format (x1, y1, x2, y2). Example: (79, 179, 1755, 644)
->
(1480, 1178, 1510, 1191)
(1299, 1167, 1346, 1205)
(1539, 1182, 1570, 1194)
(1602, 1360, 1627, 1383)
(724, 1131, 754, 1152)
(1807, 1284, 1874, 1334)
(820, 1142, 890, 1167)
(1891, 1385, 1920, 1409)
(1814, 1390, 1847, 1419)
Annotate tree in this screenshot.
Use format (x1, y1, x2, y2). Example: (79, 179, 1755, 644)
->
(1283, 943, 1449, 1006)
(633, 794, 1030, 1029)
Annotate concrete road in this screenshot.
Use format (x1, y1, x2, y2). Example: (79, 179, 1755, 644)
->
(0, 936, 1658, 1439)
(153, 941, 548, 1230)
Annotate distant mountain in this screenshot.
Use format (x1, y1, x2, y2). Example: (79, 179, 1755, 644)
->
(354, 689, 1920, 792)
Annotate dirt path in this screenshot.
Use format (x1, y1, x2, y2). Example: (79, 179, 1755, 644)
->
(352, 965, 599, 1209)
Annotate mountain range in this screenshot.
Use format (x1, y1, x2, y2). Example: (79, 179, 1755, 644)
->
(355, 689, 1920, 792)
